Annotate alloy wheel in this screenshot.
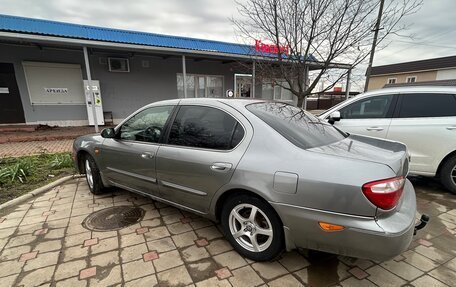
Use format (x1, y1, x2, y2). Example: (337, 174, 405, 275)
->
(85, 159, 94, 189)
(451, 164, 456, 186)
(228, 203, 273, 252)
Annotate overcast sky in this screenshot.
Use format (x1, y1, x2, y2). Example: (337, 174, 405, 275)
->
(1, 0, 455, 89)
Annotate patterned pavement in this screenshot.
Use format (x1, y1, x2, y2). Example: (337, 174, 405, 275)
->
(0, 140, 73, 158)
(0, 177, 455, 287)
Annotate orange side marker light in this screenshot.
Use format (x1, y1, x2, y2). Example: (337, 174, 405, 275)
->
(319, 222, 345, 232)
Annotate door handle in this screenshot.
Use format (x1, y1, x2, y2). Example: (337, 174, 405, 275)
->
(210, 162, 232, 172)
(366, 127, 384, 131)
(141, 152, 154, 159)
(446, 126, 456, 130)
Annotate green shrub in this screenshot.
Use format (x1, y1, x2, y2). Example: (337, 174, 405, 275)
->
(50, 153, 73, 169)
(0, 159, 34, 184)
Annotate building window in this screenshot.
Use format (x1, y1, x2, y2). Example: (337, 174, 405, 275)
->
(262, 81, 294, 101)
(108, 58, 130, 72)
(207, 76, 223, 97)
(387, 78, 397, 84)
(177, 74, 223, 98)
(406, 76, 417, 83)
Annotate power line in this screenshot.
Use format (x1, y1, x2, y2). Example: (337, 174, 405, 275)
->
(384, 38, 455, 55)
(395, 40, 456, 49)
(415, 28, 455, 43)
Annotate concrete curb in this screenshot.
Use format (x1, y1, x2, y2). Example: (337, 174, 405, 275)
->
(0, 174, 84, 211)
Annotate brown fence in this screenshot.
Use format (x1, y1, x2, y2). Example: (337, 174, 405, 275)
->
(306, 95, 348, 110)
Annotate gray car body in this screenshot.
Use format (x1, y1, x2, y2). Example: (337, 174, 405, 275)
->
(73, 98, 416, 261)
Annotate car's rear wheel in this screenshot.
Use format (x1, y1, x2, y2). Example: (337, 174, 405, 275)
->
(441, 155, 456, 194)
(84, 154, 105, 195)
(221, 194, 283, 261)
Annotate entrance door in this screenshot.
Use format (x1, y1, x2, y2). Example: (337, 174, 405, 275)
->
(235, 74, 253, 98)
(0, 63, 25, 124)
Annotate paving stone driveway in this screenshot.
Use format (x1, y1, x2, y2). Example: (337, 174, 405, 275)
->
(0, 177, 455, 287)
(0, 140, 73, 158)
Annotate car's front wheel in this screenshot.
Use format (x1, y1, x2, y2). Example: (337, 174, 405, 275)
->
(84, 154, 105, 195)
(221, 194, 284, 261)
(441, 155, 456, 194)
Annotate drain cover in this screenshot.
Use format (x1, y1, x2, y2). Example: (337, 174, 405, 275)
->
(82, 206, 145, 231)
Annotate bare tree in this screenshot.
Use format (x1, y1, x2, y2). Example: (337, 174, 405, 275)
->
(233, 0, 422, 107)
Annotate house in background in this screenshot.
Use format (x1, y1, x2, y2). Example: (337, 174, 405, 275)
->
(367, 55, 456, 90)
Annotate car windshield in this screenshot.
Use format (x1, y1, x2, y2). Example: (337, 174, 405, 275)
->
(246, 102, 347, 149)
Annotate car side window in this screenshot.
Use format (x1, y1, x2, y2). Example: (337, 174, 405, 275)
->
(119, 105, 174, 143)
(339, 95, 394, 119)
(168, 106, 244, 150)
(398, 93, 456, 118)
(230, 123, 244, 148)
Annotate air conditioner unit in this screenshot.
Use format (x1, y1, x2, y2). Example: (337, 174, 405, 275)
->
(108, 57, 130, 72)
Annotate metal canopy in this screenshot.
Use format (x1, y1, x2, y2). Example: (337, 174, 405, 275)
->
(0, 14, 350, 69)
(0, 14, 254, 57)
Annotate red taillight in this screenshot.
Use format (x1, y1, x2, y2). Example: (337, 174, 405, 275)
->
(362, 176, 405, 210)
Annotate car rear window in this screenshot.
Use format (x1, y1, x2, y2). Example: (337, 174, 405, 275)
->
(398, 93, 456, 118)
(246, 102, 347, 149)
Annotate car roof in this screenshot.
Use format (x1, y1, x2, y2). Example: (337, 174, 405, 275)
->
(143, 97, 268, 110)
(361, 86, 456, 97)
(319, 85, 456, 117)
(180, 97, 263, 104)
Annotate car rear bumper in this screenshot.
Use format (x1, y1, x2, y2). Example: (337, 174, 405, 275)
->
(271, 180, 417, 261)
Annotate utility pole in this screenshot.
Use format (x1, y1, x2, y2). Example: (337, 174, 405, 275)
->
(364, 0, 385, 92)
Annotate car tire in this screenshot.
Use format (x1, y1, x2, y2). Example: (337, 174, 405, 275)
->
(84, 154, 105, 195)
(440, 155, 456, 194)
(221, 194, 284, 261)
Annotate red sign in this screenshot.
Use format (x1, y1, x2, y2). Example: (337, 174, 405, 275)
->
(334, 87, 342, 92)
(255, 40, 289, 55)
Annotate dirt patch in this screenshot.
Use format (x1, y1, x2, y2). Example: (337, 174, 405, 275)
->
(0, 126, 102, 144)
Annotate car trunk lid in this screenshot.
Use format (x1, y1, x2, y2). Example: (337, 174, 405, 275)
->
(308, 134, 409, 177)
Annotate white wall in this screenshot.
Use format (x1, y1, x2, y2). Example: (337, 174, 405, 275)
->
(436, 68, 456, 80)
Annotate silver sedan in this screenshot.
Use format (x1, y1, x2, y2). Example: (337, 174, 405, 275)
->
(73, 98, 423, 261)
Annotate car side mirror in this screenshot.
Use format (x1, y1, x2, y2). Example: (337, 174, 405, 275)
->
(101, 128, 116, 138)
(328, 111, 341, 125)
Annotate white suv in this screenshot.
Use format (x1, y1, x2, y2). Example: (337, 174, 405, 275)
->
(319, 86, 456, 194)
